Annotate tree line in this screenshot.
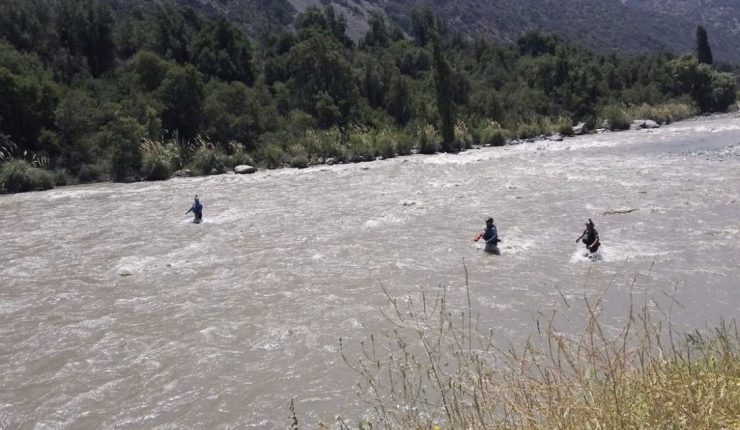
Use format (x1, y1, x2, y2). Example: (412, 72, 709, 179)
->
(0, 0, 737, 192)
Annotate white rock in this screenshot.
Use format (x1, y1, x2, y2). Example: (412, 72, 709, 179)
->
(234, 165, 257, 174)
(573, 122, 586, 135)
(549, 134, 563, 141)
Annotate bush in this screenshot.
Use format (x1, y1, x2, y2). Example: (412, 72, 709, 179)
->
(0, 160, 54, 193)
(347, 131, 377, 161)
(302, 129, 345, 161)
(288, 144, 309, 168)
(261, 143, 287, 169)
(140, 139, 179, 180)
(190, 147, 227, 175)
(626, 102, 698, 125)
(516, 122, 541, 139)
(395, 133, 415, 156)
(488, 128, 510, 146)
(556, 117, 574, 136)
(376, 130, 396, 159)
(601, 105, 631, 130)
(226, 142, 255, 167)
(454, 121, 474, 150)
(78, 163, 105, 183)
(416, 124, 440, 154)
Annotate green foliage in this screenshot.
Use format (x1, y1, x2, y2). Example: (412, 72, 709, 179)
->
(432, 35, 456, 152)
(0, 159, 54, 193)
(288, 144, 309, 168)
(192, 18, 255, 84)
(600, 105, 631, 131)
(417, 124, 440, 154)
(284, 32, 357, 126)
(0, 42, 60, 151)
(140, 139, 179, 181)
(189, 138, 227, 175)
(78, 163, 105, 183)
(260, 142, 288, 169)
(160, 64, 205, 139)
(1, 1, 737, 183)
(104, 117, 145, 181)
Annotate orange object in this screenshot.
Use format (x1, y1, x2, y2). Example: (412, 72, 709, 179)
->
(473, 232, 483, 242)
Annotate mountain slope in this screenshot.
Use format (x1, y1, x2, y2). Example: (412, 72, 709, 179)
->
(116, 0, 740, 62)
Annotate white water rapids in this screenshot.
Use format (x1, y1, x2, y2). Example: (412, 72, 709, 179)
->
(1, 115, 739, 428)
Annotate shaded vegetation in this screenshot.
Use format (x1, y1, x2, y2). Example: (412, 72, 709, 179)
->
(0, 1, 737, 192)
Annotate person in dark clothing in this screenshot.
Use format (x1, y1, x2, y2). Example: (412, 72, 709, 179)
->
(576, 218, 600, 254)
(475, 217, 501, 254)
(186, 195, 203, 222)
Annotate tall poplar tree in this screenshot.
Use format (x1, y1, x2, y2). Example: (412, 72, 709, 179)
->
(696, 25, 713, 65)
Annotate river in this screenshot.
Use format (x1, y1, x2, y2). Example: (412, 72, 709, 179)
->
(1, 114, 739, 428)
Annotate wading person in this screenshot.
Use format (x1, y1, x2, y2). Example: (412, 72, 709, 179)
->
(186, 195, 203, 223)
(576, 218, 600, 254)
(474, 217, 501, 255)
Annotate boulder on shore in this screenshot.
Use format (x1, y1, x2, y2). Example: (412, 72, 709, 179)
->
(573, 122, 586, 135)
(234, 165, 257, 174)
(631, 119, 661, 130)
(549, 134, 564, 142)
(173, 169, 192, 177)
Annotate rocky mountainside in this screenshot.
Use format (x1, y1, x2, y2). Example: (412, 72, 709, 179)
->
(117, 0, 740, 62)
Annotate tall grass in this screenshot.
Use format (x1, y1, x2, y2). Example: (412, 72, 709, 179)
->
(417, 124, 441, 154)
(0, 159, 54, 193)
(189, 136, 228, 175)
(140, 138, 180, 180)
(626, 102, 698, 125)
(336, 269, 739, 429)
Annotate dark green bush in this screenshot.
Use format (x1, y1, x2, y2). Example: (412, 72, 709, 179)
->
(142, 156, 172, 180)
(601, 105, 630, 131)
(0, 160, 54, 193)
(190, 147, 227, 175)
(488, 129, 510, 147)
(78, 163, 105, 183)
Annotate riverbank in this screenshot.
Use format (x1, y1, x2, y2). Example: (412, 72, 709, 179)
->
(4, 105, 733, 196)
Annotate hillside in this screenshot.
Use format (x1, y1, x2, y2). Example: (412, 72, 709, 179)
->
(118, 0, 740, 62)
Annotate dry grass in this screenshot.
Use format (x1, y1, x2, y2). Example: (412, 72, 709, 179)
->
(333, 267, 739, 429)
(626, 102, 698, 125)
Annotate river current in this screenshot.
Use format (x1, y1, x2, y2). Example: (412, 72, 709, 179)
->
(1, 115, 739, 428)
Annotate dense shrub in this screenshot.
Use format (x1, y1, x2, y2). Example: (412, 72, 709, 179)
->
(516, 123, 541, 139)
(261, 143, 287, 168)
(77, 163, 105, 183)
(0, 160, 54, 193)
(376, 131, 396, 159)
(395, 133, 415, 156)
(601, 105, 631, 130)
(416, 124, 440, 154)
(190, 146, 227, 175)
(288, 144, 309, 168)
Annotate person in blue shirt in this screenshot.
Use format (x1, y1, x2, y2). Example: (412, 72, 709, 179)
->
(186, 195, 203, 223)
(475, 217, 501, 254)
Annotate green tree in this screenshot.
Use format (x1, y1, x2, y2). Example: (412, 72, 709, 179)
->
(696, 25, 713, 65)
(159, 64, 205, 139)
(385, 74, 413, 126)
(193, 18, 255, 84)
(285, 33, 357, 126)
(432, 35, 455, 151)
(0, 42, 59, 153)
(56, 0, 115, 78)
(105, 117, 145, 181)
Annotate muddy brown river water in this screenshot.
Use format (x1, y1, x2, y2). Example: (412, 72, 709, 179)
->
(1, 115, 739, 428)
